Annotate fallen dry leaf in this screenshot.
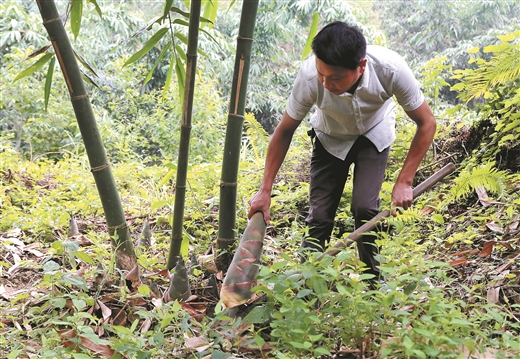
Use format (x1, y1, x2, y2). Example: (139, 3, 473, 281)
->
(486, 287, 500, 304)
(185, 336, 213, 352)
(96, 300, 112, 323)
(419, 205, 436, 215)
(449, 258, 469, 267)
(485, 220, 503, 234)
(58, 329, 114, 357)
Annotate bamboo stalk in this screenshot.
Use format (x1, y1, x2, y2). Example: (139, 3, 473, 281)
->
(167, 0, 202, 270)
(217, 0, 260, 272)
(36, 0, 136, 271)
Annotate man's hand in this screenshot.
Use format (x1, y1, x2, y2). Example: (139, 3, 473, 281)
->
(391, 181, 413, 216)
(248, 189, 272, 224)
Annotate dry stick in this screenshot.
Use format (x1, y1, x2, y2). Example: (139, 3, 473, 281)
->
(324, 162, 456, 257)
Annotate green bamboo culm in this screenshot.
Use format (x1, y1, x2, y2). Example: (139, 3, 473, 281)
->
(36, 0, 136, 271)
(167, 0, 202, 270)
(217, 0, 259, 272)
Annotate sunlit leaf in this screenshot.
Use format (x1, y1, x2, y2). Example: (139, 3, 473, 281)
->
(158, 168, 176, 188)
(70, 0, 83, 39)
(466, 46, 480, 54)
(124, 27, 169, 67)
(73, 251, 94, 264)
(483, 42, 509, 53)
(301, 12, 319, 60)
(138, 285, 151, 296)
(497, 33, 517, 42)
(13, 53, 53, 82)
(202, 0, 217, 29)
(44, 56, 55, 111)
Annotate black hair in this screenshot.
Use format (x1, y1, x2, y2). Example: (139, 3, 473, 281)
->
(311, 21, 367, 70)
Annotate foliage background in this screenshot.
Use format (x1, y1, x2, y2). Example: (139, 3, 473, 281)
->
(1, 0, 520, 358)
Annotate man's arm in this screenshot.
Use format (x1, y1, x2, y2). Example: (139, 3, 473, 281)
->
(248, 111, 301, 224)
(392, 100, 437, 214)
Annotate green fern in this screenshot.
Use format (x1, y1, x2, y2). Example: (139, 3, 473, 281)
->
(450, 162, 509, 200)
(243, 112, 269, 163)
(452, 30, 520, 102)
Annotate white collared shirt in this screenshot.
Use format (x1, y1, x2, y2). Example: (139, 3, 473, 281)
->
(286, 45, 425, 159)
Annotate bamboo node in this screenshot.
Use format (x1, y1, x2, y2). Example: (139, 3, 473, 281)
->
(43, 17, 61, 25)
(237, 36, 254, 41)
(217, 237, 236, 243)
(71, 94, 89, 102)
(108, 222, 128, 230)
(91, 163, 110, 172)
(220, 181, 237, 187)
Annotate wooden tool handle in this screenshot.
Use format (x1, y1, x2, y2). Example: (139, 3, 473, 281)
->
(324, 162, 456, 257)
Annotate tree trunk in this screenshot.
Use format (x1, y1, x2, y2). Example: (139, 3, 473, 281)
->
(216, 0, 259, 272)
(36, 0, 136, 271)
(167, 0, 202, 270)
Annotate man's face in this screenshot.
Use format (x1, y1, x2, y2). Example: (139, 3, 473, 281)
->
(315, 57, 366, 95)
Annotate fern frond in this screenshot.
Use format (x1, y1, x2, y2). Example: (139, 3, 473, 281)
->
(243, 112, 269, 162)
(457, 30, 520, 101)
(450, 162, 509, 200)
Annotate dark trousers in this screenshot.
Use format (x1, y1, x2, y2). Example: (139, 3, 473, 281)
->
(302, 135, 390, 278)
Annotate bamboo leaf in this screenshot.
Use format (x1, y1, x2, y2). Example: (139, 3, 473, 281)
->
(174, 32, 188, 46)
(172, 18, 190, 27)
(26, 44, 52, 59)
(202, 0, 217, 29)
(151, 200, 169, 211)
(158, 167, 176, 188)
(163, 0, 174, 17)
(199, 27, 219, 51)
(44, 56, 55, 111)
(175, 44, 187, 61)
(162, 51, 176, 98)
(80, 69, 100, 88)
(124, 27, 169, 67)
(13, 53, 53, 82)
(181, 230, 191, 258)
(170, 6, 190, 18)
(73, 48, 98, 78)
(174, 56, 186, 101)
(301, 12, 319, 60)
(144, 40, 172, 86)
(86, 0, 102, 18)
(145, 15, 167, 31)
(70, 0, 83, 39)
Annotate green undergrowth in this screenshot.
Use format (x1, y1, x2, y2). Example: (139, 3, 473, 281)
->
(2, 137, 520, 358)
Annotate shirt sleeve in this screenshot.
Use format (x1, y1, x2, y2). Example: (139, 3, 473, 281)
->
(392, 60, 425, 112)
(286, 63, 317, 121)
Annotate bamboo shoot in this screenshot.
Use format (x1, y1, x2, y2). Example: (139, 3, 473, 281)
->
(220, 211, 266, 308)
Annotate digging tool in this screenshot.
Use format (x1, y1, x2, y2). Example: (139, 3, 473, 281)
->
(324, 162, 456, 257)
